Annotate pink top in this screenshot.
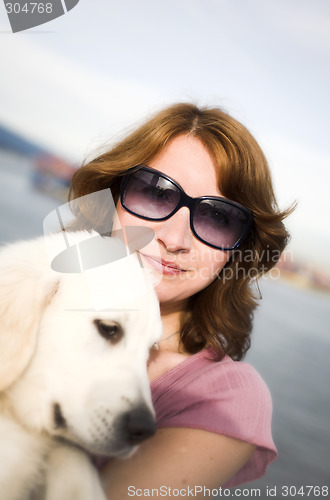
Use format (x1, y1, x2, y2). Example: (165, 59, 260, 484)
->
(151, 348, 278, 487)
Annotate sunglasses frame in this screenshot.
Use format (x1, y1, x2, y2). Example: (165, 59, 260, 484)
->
(120, 165, 253, 251)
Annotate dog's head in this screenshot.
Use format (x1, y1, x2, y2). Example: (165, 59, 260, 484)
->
(0, 232, 162, 457)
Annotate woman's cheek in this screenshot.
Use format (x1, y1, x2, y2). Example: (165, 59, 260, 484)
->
(195, 249, 230, 283)
(112, 202, 129, 231)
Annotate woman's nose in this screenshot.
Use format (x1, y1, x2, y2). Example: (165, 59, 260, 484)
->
(154, 207, 192, 253)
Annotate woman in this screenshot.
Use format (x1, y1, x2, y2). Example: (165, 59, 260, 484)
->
(69, 103, 292, 497)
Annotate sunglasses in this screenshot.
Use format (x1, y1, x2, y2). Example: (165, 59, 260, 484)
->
(120, 166, 253, 251)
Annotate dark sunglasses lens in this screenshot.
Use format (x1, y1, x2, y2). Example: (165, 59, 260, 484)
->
(123, 170, 180, 219)
(193, 199, 250, 249)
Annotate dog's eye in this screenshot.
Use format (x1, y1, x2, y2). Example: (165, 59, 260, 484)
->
(94, 320, 124, 344)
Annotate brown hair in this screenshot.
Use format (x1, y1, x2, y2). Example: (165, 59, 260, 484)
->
(69, 103, 294, 361)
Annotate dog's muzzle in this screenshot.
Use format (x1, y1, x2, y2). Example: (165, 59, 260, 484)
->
(120, 405, 156, 445)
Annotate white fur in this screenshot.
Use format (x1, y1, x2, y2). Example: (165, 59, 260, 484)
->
(0, 232, 162, 500)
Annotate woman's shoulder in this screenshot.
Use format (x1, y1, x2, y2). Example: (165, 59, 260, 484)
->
(151, 347, 277, 488)
(152, 348, 274, 435)
(151, 347, 271, 403)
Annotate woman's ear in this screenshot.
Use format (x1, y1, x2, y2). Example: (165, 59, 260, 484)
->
(0, 238, 60, 392)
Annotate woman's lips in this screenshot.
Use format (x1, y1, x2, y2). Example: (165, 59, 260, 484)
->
(140, 254, 188, 276)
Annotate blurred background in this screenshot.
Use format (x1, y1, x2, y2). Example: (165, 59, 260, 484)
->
(0, 0, 329, 495)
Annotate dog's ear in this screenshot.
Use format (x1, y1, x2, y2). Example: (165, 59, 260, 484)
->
(0, 238, 60, 392)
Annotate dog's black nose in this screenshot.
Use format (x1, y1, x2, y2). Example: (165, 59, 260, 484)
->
(124, 406, 156, 445)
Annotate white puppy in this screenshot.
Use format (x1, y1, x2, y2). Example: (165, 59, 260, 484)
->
(0, 232, 162, 500)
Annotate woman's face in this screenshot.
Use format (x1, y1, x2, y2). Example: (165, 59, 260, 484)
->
(113, 134, 230, 308)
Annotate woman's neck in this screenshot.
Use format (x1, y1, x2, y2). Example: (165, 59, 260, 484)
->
(159, 299, 187, 338)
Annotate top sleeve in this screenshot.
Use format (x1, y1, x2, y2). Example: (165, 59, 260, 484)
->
(151, 352, 277, 487)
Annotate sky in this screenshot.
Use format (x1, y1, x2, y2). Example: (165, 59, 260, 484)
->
(0, 0, 329, 270)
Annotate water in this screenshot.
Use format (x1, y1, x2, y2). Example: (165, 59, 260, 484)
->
(1, 152, 329, 496)
(0, 151, 59, 243)
(242, 279, 330, 495)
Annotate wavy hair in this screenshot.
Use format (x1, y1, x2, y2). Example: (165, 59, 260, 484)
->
(69, 103, 294, 360)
